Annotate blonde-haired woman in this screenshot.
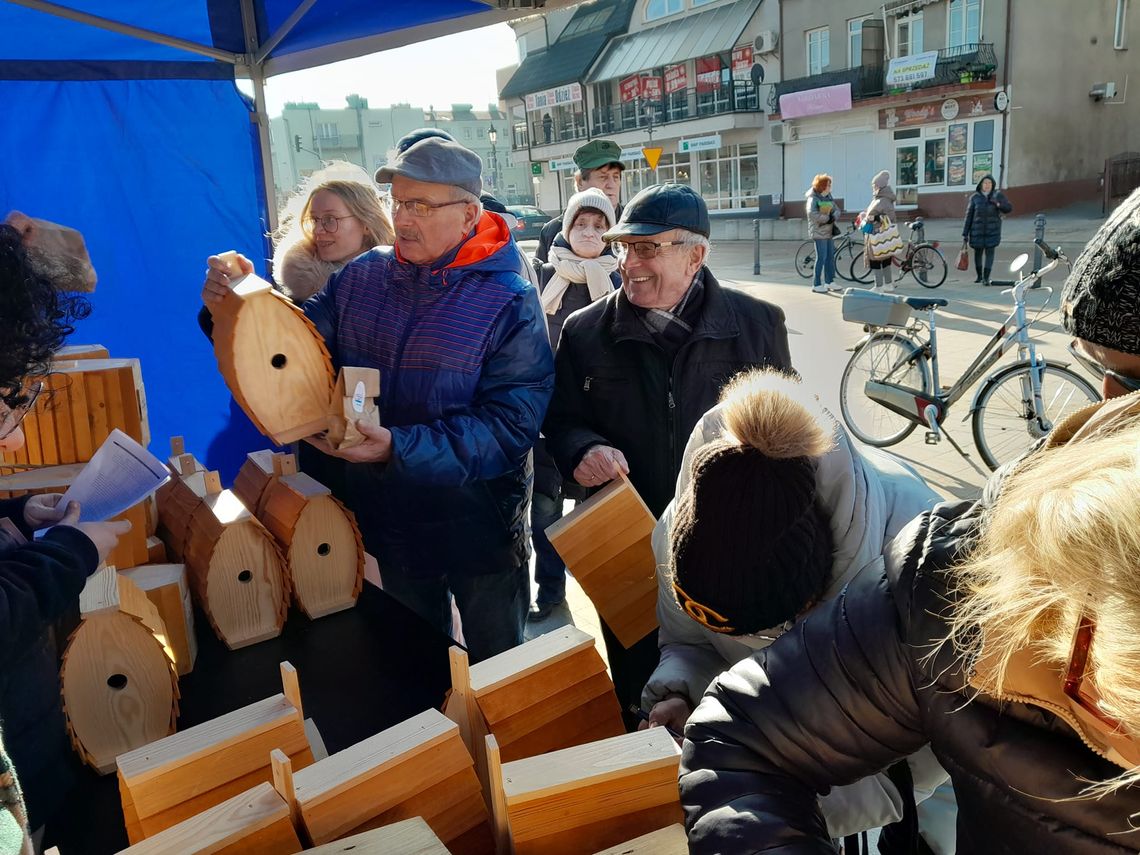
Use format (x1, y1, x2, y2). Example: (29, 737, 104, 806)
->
(273, 165, 394, 303)
(805, 173, 841, 294)
(680, 396, 1140, 853)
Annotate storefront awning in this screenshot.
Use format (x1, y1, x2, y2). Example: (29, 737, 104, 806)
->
(587, 0, 762, 84)
(500, 0, 637, 101)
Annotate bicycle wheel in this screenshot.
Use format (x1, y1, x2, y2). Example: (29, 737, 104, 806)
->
(835, 239, 859, 282)
(848, 249, 875, 284)
(794, 241, 815, 279)
(971, 362, 1098, 470)
(909, 244, 948, 289)
(840, 332, 930, 446)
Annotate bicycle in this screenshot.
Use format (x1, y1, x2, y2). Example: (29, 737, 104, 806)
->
(849, 218, 948, 289)
(838, 239, 1098, 471)
(794, 223, 862, 282)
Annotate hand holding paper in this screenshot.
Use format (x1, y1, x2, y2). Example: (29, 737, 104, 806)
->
(57, 429, 170, 523)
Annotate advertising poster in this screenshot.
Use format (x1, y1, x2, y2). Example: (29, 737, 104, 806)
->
(641, 75, 663, 102)
(947, 155, 967, 186)
(948, 122, 968, 154)
(972, 152, 993, 183)
(664, 63, 688, 93)
(696, 56, 722, 93)
(620, 74, 641, 103)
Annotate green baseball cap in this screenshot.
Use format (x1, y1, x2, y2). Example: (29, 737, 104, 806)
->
(573, 139, 625, 172)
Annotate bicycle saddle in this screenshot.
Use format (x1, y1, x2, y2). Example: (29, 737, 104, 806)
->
(901, 296, 948, 310)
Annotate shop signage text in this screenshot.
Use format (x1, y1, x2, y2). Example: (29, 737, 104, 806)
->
(778, 83, 852, 119)
(548, 157, 576, 171)
(885, 50, 939, 87)
(731, 44, 753, 80)
(665, 63, 688, 94)
(678, 134, 722, 153)
(525, 83, 582, 112)
(880, 94, 998, 129)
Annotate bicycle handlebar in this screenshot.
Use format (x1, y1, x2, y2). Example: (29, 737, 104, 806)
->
(1034, 237, 1061, 261)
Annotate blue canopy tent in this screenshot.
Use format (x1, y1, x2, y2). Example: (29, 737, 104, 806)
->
(0, 0, 572, 479)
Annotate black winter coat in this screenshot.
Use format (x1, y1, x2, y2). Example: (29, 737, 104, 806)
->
(543, 270, 792, 518)
(680, 499, 1140, 853)
(0, 498, 99, 829)
(962, 174, 1012, 249)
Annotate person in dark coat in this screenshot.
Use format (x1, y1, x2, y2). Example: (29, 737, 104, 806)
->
(528, 188, 620, 622)
(0, 218, 131, 847)
(543, 184, 792, 730)
(533, 139, 624, 269)
(962, 173, 1012, 284)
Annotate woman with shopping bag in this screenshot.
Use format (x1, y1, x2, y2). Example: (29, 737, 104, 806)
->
(860, 171, 898, 293)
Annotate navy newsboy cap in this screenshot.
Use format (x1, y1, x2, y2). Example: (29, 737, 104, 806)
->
(603, 183, 710, 240)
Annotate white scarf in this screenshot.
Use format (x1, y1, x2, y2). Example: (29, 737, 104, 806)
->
(541, 246, 619, 315)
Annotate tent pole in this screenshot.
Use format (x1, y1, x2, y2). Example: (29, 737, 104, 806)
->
(2, 0, 240, 63)
(255, 0, 319, 66)
(239, 0, 279, 233)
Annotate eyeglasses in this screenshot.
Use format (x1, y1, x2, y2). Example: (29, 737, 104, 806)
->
(0, 381, 42, 440)
(390, 197, 469, 219)
(612, 240, 685, 260)
(1067, 340, 1140, 394)
(303, 214, 356, 234)
(1063, 613, 1126, 734)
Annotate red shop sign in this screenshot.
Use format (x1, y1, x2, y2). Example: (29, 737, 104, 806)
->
(731, 44, 753, 78)
(664, 63, 688, 93)
(641, 75, 663, 102)
(620, 74, 642, 103)
(696, 55, 722, 93)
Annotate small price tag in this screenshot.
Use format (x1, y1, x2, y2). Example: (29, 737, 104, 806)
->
(352, 381, 366, 414)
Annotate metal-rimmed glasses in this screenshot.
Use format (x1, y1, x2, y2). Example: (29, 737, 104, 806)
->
(389, 197, 469, 218)
(612, 240, 686, 260)
(302, 214, 357, 234)
(0, 380, 42, 440)
(1067, 339, 1140, 394)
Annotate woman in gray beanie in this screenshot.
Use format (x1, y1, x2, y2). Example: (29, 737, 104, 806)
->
(861, 170, 897, 292)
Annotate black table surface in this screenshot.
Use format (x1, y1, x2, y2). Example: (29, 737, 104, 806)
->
(47, 583, 456, 854)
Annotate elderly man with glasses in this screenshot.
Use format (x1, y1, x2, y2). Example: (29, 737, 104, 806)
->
(542, 183, 792, 729)
(202, 136, 553, 663)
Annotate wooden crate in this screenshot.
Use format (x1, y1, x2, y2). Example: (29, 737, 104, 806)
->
(60, 567, 178, 775)
(237, 452, 363, 619)
(278, 708, 493, 854)
(116, 781, 302, 854)
(444, 626, 623, 804)
(592, 824, 687, 854)
(116, 662, 314, 843)
(544, 474, 658, 648)
(304, 818, 450, 854)
(0, 463, 155, 570)
(0, 357, 149, 467)
(53, 343, 109, 361)
(209, 270, 335, 445)
(486, 729, 682, 855)
(120, 564, 198, 676)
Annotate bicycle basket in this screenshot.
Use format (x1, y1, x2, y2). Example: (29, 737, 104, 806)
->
(840, 289, 912, 328)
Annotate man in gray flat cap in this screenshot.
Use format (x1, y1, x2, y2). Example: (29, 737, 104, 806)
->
(202, 136, 554, 661)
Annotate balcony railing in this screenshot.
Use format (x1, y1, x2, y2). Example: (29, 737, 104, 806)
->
(314, 132, 361, 150)
(512, 81, 762, 150)
(772, 43, 997, 112)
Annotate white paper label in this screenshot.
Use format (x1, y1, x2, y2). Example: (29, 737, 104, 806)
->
(352, 381, 366, 413)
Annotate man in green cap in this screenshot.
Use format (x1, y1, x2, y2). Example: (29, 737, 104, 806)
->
(533, 139, 624, 268)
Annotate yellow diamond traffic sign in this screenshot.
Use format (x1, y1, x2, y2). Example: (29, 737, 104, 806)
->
(642, 146, 664, 170)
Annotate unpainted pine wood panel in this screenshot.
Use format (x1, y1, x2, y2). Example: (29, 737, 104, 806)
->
(85, 370, 110, 452)
(547, 502, 653, 570)
(569, 536, 658, 650)
(469, 624, 594, 697)
(501, 728, 681, 804)
(48, 372, 77, 463)
(476, 644, 606, 726)
(304, 817, 450, 854)
(107, 501, 152, 571)
(60, 613, 176, 774)
(286, 494, 361, 619)
(121, 565, 197, 677)
(496, 689, 626, 764)
(35, 381, 59, 466)
(591, 823, 688, 854)
(202, 522, 287, 649)
(67, 363, 94, 461)
(543, 476, 645, 541)
(231, 451, 275, 514)
(54, 344, 110, 360)
(493, 673, 623, 761)
(118, 782, 301, 855)
(0, 463, 82, 498)
(513, 802, 683, 855)
(556, 514, 654, 588)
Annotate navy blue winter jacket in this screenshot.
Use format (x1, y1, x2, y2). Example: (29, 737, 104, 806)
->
(304, 214, 555, 578)
(963, 174, 1012, 249)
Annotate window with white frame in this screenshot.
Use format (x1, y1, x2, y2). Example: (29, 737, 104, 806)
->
(807, 27, 830, 75)
(1115, 0, 1129, 49)
(848, 17, 871, 67)
(646, 0, 683, 21)
(316, 122, 338, 140)
(948, 0, 981, 47)
(896, 12, 923, 57)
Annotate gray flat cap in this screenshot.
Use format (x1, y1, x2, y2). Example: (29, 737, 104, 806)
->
(374, 137, 483, 197)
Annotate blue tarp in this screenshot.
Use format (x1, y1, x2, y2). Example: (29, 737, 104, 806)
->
(0, 1, 512, 479)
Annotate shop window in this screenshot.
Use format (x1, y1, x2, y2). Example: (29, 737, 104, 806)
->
(1115, 0, 1129, 49)
(948, 0, 982, 48)
(646, 0, 683, 22)
(848, 17, 870, 68)
(807, 27, 830, 75)
(923, 138, 946, 185)
(896, 13, 923, 57)
(896, 145, 919, 188)
(696, 144, 756, 210)
(973, 119, 994, 152)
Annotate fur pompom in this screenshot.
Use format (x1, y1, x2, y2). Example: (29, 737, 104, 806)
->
(719, 368, 836, 460)
(275, 242, 341, 304)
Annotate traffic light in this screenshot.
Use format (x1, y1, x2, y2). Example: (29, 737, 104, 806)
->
(294, 134, 302, 153)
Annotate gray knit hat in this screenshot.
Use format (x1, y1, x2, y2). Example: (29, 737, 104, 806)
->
(1062, 188, 1140, 355)
(560, 188, 616, 241)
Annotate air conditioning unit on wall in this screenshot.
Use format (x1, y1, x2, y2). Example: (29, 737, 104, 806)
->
(769, 123, 796, 144)
(754, 30, 779, 54)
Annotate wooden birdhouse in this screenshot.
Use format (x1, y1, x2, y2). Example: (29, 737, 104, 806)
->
(305, 818, 450, 854)
(209, 260, 336, 445)
(119, 564, 198, 676)
(325, 367, 380, 450)
(443, 626, 624, 804)
(60, 567, 179, 775)
(593, 825, 687, 854)
(544, 474, 659, 648)
(235, 451, 364, 619)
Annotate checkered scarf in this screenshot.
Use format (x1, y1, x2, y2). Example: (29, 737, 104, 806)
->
(635, 268, 706, 354)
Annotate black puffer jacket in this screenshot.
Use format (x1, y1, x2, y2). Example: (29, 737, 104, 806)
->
(962, 174, 1012, 249)
(680, 498, 1140, 853)
(543, 269, 791, 518)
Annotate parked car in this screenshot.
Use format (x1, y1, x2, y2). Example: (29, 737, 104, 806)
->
(506, 205, 551, 241)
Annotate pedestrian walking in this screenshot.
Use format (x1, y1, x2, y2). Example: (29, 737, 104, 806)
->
(805, 174, 841, 293)
(962, 173, 1012, 284)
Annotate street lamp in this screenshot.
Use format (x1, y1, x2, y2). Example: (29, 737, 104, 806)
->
(488, 123, 499, 193)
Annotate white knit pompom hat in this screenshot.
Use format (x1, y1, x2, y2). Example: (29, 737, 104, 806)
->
(561, 188, 617, 241)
